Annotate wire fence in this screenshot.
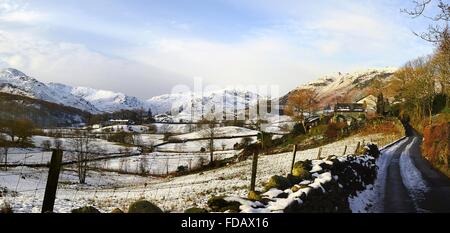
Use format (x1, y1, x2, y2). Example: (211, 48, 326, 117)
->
(0, 135, 388, 213)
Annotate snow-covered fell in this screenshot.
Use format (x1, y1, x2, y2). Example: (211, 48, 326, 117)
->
(285, 67, 397, 106)
(0, 68, 263, 116)
(48, 83, 147, 113)
(1, 67, 396, 117)
(0, 68, 100, 113)
(146, 89, 262, 121)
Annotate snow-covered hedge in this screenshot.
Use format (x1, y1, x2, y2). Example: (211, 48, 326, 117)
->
(207, 144, 380, 213)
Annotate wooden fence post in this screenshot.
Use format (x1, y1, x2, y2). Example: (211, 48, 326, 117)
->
(343, 145, 348, 155)
(249, 152, 258, 192)
(290, 144, 297, 174)
(354, 141, 361, 155)
(316, 147, 322, 160)
(42, 149, 63, 213)
(166, 158, 169, 176)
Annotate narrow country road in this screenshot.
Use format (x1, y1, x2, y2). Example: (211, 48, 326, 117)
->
(381, 123, 450, 213)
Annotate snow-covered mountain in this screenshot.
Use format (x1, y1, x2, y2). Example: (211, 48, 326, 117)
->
(47, 83, 147, 113)
(280, 67, 397, 107)
(147, 89, 263, 121)
(0, 68, 100, 113)
(1, 67, 397, 118)
(0, 68, 263, 117)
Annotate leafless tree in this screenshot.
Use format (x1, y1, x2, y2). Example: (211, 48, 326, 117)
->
(41, 140, 52, 151)
(395, 56, 436, 124)
(221, 142, 226, 151)
(71, 130, 97, 184)
(240, 137, 253, 148)
(139, 155, 149, 175)
(53, 138, 63, 150)
(285, 88, 319, 133)
(0, 135, 10, 171)
(402, 0, 449, 42)
(118, 147, 132, 173)
(199, 114, 219, 166)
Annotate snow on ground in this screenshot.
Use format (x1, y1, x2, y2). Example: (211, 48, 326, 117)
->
(154, 123, 191, 134)
(348, 137, 409, 213)
(94, 151, 240, 175)
(92, 125, 150, 133)
(261, 115, 295, 134)
(157, 138, 257, 152)
(4, 147, 43, 154)
(399, 137, 429, 211)
(1, 136, 141, 166)
(135, 134, 164, 146)
(32, 135, 139, 154)
(0, 133, 390, 213)
(5, 151, 52, 165)
(156, 126, 259, 152)
(0, 166, 150, 213)
(348, 184, 376, 213)
(171, 126, 259, 140)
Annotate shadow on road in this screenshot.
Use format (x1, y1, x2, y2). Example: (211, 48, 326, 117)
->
(385, 120, 450, 213)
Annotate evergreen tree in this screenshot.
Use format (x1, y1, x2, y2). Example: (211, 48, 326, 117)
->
(376, 92, 385, 115)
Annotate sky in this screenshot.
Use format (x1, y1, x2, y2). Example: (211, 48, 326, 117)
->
(0, 0, 438, 99)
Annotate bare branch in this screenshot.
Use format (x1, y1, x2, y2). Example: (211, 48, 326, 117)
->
(403, 0, 449, 43)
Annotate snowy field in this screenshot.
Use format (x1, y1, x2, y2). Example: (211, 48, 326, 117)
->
(171, 126, 259, 140)
(1, 135, 141, 167)
(156, 138, 257, 152)
(93, 151, 240, 175)
(32, 135, 140, 154)
(135, 134, 165, 147)
(92, 125, 151, 133)
(154, 123, 191, 134)
(260, 115, 294, 134)
(0, 132, 397, 213)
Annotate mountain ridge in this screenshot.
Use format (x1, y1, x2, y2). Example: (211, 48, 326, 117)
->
(0, 67, 398, 117)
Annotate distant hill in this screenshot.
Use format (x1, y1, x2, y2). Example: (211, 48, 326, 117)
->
(0, 92, 90, 127)
(0, 68, 100, 113)
(0, 68, 262, 119)
(279, 68, 397, 109)
(0, 67, 399, 124)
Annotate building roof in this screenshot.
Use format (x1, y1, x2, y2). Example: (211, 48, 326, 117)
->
(305, 115, 320, 123)
(356, 94, 377, 103)
(334, 103, 365, 112)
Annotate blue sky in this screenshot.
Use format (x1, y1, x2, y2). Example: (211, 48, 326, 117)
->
(0, 0, 438, 98)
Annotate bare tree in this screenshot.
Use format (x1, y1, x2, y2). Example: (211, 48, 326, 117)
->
(394, 56, 436, 124)
(139, 155, 149, 175)
(431, 29, 450, 107)
(0, 135, 10, 171)
(285, 88, 319, 133)
(240, 137, 253, 148)
(118, 147, 132, 173)
(199, 115, 219, 166)
(402, 0, 449, 42)
(71, 130, 97, 184)
(41, 140, 52, 151)
(53, 138, 63, 150)
(0, 119, 34, 144)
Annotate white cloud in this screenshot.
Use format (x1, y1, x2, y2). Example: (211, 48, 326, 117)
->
(0, 30, 186, 98)
(123, 34, 341, 96)
(0, 10, 44, 23)
(0, 0, 435, 98)
(0, 0, 46, 24)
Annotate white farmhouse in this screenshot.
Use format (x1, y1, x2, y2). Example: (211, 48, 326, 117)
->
(356, 95, 377, 113)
